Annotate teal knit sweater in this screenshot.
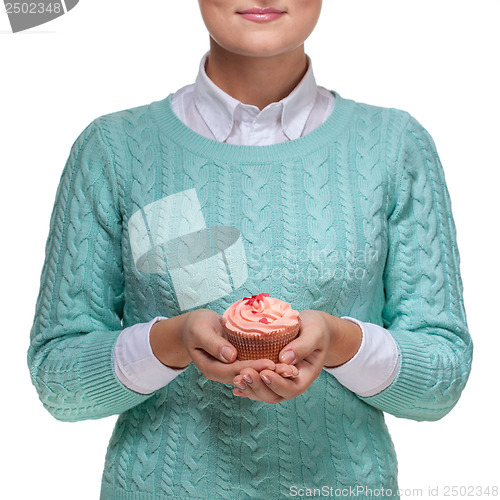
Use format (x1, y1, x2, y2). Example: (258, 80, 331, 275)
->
(29, 93, 472, 499)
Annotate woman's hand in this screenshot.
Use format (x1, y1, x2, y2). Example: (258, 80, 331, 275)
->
(231, 309, 330, 403)
(150, 309, 275, 385)
(232, 310, 362, 403)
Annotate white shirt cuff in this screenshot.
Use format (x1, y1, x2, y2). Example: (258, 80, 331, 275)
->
(323, 317, 400, 397)
(113, 317, 188, 395)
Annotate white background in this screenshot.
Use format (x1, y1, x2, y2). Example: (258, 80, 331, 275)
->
(1, 1, 499, 498)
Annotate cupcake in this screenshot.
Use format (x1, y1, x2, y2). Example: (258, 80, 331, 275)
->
(221, 293, 300, 363)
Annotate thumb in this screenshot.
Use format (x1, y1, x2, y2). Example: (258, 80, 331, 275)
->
(278, 328, 318, 365)
(198, 328, 238, 364)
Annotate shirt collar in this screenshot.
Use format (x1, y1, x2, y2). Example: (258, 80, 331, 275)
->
(193, 52, 319, 142)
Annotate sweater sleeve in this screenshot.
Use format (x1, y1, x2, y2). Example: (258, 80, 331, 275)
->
(28, 121, 151, 422)
(360, 115, 473, 421)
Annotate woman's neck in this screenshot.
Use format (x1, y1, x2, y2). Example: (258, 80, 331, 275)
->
(205, 39, 308, 110)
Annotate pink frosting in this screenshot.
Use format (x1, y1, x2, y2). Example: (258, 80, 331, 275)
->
(223, 293, 299, 335)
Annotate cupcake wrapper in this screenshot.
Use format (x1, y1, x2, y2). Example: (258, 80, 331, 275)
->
(222, 321, 300, 363)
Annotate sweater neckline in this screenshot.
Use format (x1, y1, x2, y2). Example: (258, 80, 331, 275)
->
(149, 91, 355, 163)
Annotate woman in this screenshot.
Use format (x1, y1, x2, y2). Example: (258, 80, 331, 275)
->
(29, 1, 472, 498)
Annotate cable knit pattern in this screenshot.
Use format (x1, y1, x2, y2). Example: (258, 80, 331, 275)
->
(281, 160, 301, 301)
(354, 105, 385, 319)
(28, 93, 472, 499)
(157, 136, 183, 315)
(303, 147, 336, 311)
(334, 131, 359, 315)
(214, 161, 238, 499)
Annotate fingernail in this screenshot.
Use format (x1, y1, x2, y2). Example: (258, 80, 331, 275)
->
(236, 382, 246, 391)
(262, 374, 271, 385)
(243, 374, 253, 384)
(280, 350, 295, 364)
(220, 346, 234, 362)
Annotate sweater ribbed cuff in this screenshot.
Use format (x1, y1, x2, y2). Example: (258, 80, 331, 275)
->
(359, 330, 444, 418)
(99, 482, 397, 500)
(78, 330, 150, 417)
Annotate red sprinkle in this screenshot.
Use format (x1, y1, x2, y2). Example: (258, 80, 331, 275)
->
(243, 293, 270, 306)
(259, 318, 269, 324)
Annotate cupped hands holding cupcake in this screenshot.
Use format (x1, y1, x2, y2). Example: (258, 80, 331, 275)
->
(151, 292, 362, 405)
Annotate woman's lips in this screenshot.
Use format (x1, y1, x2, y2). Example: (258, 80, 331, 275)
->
(237, 7, 286, 22)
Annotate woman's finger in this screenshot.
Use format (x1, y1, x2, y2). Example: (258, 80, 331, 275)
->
(278, 329, 322, 365)
(275, 363, 299, 378)
(278, 310, 329, 365)
(189, 329, 237, 365)
(258, 369, 305, 400)
(195, 354, 276, 385)
(233, 368, 285, 404)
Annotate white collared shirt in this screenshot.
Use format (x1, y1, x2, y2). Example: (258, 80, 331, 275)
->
(113, 55, 399, 396)
(171, 53, 335, 145)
